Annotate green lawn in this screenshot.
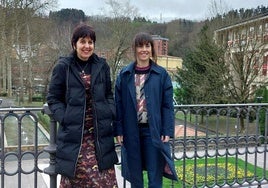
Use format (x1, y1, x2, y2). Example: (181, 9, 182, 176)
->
(175, 111, 258, 136)
(141, 157, 268, 188)
(3, 115, 49, 146)
(175, 157, 266, 187)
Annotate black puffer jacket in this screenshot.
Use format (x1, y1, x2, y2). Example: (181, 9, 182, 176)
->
(46, 53, 118, 178)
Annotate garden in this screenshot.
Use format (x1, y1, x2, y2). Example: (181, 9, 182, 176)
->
(142, 157, 268, 187)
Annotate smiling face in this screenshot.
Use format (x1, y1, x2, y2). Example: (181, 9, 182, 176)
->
(136, 42, 152, 65)
(132, 32, 156, 66)
(71, 24, 96, 61)
(74, 37, 94, 61)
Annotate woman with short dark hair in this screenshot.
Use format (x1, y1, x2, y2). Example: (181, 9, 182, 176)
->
(47, 23, 118, 187)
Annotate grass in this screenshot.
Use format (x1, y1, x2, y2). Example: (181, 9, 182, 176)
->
(141, 157, 268, 187)
(3, 115, 49, 146)
(175, 157, 266, 187)
(37, 112, 50, 132)
(175, 111, 258, 136)
(11, 97, 50, 132)
(14, 100, 44, 107)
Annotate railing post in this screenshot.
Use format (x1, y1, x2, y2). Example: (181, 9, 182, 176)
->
(170, 138, 175, 188)
(42, 103, 57, 188)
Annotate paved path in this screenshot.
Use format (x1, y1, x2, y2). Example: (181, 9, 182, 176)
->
(2, 160, 128, 188)
(40, 163, 130, 188)
(0, 97, 15, 107)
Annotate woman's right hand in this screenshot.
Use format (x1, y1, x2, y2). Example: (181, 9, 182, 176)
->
(116, 136, 123, 145)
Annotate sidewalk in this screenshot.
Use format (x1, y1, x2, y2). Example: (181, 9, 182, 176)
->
(40, 163, 130, 188)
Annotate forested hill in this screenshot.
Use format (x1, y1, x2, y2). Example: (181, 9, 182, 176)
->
(209, 5, 268, 29)
(46, 5, 268, 58)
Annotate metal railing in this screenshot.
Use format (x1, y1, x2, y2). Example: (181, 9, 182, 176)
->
(0, 103, 267, 187)
(0, 106, 47, 188)
(172, 103, 268, 188)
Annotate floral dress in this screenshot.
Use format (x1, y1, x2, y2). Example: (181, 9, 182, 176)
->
(60, 72, 118, 188)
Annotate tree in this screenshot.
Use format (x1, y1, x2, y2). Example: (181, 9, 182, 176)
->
(208, 0, 231, 19)
(49, 8, 86, 25)
(223, 30, 268, 103)
(15, 0, 56, 103)
(175, 24, 227, 104)
(48, 8, 87, 57)
(0, 0, 57, 101)
(166, 19, 202, 57)
(255, 86, 268, 136)
(0, 1, 10, 96)
(222, 25, 268, 131)
(97, 0, 139, 83)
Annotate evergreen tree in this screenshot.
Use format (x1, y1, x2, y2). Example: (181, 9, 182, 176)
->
(175, 24, 227, 104)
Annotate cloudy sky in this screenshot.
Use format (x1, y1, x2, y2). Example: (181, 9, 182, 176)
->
(56, 0, 267, 22)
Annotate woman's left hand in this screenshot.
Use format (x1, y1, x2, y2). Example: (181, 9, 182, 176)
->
(161, 135, 170, 142)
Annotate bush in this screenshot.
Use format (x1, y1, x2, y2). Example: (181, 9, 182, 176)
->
(0, 92, 7, 97)
(32, 95, 43, 102)
(37, 112, 50, 132)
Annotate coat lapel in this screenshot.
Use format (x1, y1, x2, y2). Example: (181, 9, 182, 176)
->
(124, 63, 136, 108)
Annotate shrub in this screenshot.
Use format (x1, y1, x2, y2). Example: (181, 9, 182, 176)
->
(0, 92, 7, 97)
(37, 112, 50, 132)
(32, 95, 43, 102)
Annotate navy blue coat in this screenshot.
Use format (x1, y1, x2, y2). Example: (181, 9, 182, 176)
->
(114, 60, 178, 182)
(46, 53, 118, 178)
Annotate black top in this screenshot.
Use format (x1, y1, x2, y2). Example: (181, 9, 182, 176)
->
(74, 54, 93, 74)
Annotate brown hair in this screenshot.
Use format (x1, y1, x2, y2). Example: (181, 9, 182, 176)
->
(132, 32, 157, 63)
(71, 23, 96, 50)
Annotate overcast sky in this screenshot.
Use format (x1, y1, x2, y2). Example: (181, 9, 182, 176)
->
(56, 0, 267, 22)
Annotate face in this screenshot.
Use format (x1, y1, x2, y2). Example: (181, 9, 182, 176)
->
(136, 42, 152, 63)
(74, 37, 94, 61)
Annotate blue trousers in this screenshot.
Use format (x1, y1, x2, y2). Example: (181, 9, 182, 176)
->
(131, 127, 165, 188)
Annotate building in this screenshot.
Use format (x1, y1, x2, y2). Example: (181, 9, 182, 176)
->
(152, 35, 169, 56)
(214, 13, 268, 96)
(152, 35, 182, 78)
(157, 55, 182, 73)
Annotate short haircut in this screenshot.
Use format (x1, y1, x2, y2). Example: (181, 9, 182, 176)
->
(71, 24, 96, 50)
(132, 32, 157, 62)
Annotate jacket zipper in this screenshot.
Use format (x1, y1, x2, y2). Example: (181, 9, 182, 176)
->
(94, 71, 103, 168)
(73, 86, 86, 177)
(92, 97, 102, 168)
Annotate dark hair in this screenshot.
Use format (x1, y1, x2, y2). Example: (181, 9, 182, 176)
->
(132, 32, 157, 62)
(71, 24, 96, 50)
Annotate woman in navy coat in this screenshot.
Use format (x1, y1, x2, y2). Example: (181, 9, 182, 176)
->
(114, 32, 178, 188)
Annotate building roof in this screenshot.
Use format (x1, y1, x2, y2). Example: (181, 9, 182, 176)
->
(152, 35, 169, 41)
(215, 12, 268, 32)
